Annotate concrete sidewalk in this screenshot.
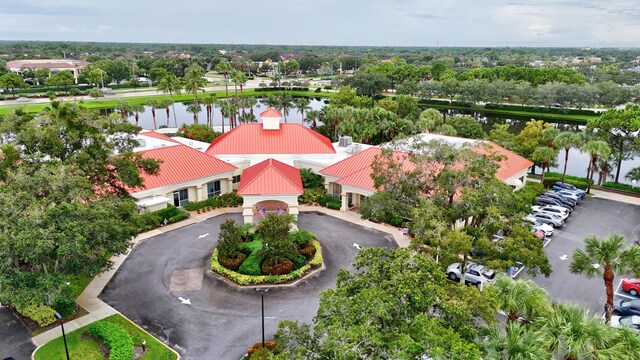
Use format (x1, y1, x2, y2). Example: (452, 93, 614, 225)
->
(32, 205, 401, 348)
(589, 188, 640, 205)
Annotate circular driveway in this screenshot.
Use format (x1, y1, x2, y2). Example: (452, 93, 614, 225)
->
(100, 212, 397, 360)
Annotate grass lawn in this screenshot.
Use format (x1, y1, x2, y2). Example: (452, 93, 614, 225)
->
(34, 314, 177, 360)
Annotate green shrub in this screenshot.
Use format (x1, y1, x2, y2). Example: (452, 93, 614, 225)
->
(298, 242, 316, 260)
(135, 204, 189, 232)
(241, 240, 263, 255)
(543, 176, 588, 190)
(545, 172, 591, 183)
(292, 254, 307, 269)
(389, 216, 404, 227)
(484, 103, 598, 116)
(238, 253, 263, 276)
(300, 169, 325, 189)
(515, 182, 545, 205)
(87, 321, 134, 360)
(602, 181, 640, 194)
(298, 187, 327, 204)
(247, 341, 278, 358)
(239, 224, 255, 241)
(210, 240, 323, 285)
(289, 229, 316, 245)
(17, 304, 57, 327)
(326, 200, 342, 210)
(52, 297, 77, 319)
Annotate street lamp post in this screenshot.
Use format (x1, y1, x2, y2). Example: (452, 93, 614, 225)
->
(54, 312, 70, 360)
(255, 288, 270, 348)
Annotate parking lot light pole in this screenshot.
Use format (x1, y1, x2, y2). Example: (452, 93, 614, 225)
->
(54, 312, 70, 360)
(255, 288, 270, 348)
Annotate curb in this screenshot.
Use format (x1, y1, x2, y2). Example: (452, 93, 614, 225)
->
(206, 261, 327, 290)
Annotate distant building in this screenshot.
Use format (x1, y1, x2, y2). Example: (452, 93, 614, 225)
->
(5, 59, 90, 83)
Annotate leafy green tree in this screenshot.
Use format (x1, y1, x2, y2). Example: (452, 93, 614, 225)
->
(0, 72, 28, 95)
(626, 167, 640, 182)
(148, 67, 168, 83)
(256, 214, 297, 263)
(570, 234, 640, 322)
(531, 146, 558, 183)
(157, 74, 182, 127)
(217, 219, 243, 258)
(588, 105, 640, 183)
(275, 248, 497, 359)
(512, 81, 534, 106)
(84, 68, 108, 87)
(488, 124, 517, 151)
(186, 103, 201, 124)
(344, 71, 391, 97)
(447, 115, 485, 139)
(45, 71, 75, 91)
(581, 140, 611, 194)
(305, 109, 319, 130)
(34, 68, 50, 85)
(555, 132, 582, 183)
(417, 108, 443, 133)
(516, 120, 552, 161)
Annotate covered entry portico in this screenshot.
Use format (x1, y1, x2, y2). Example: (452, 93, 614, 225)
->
(236, 158, 304, 225)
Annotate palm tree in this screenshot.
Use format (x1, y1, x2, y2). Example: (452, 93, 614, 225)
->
(596, 154, 615, 186)
(481, 322, 550, 360)
(581, 140, 611, 194)
(539, 303, 622, 360)
(570, 234, 640, 322)
(186, 103, 201, 124)
(541, 127, 560, 148)
(555, 132, 581, 184)
(146, 99, 160, 130)
(216, 99, 230, 133)
(493, 276, 550, 323)
(531, 146, 558, 184)
(305, 109, 320, 130)
(216, 60, 232, 124)
(293, 97, 311, 123)
(182, 65, 207, 124)
(116, 100, 130, 121)
(202, 94, 216, 128)
(157, 74, 182, 127)
(262, 94, 279, 109)
(129, 103, 145, 127)
(625, 167, 640, 183)
(243, 97, 258, 122)
(277, 93, 293, 122)
(157, 98, 173, 128)
(233, 70, 248, 121)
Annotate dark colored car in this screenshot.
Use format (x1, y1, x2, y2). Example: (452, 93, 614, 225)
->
(611, 299, 640, 316)
(541, 193, 575, 208)
(553, 182, 586, 198)
(536, 197, 566, 208)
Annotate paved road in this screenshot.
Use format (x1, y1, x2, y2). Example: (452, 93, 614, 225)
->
(525, 197, 640, 314)
(0, 307, 35, 360)
(101, 212, 397, 360)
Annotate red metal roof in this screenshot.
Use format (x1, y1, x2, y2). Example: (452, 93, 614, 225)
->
(237, 158, 303, 195)
(205, 124, 336, 155)
(260, 107, 283, 118)
(132, 145, 236, 192)
(475, 141, 534, 181)
(320, 147, 382, 179)
(139, 131, 181, 144)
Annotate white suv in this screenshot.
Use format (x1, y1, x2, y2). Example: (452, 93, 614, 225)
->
(446, 262, 496, 287)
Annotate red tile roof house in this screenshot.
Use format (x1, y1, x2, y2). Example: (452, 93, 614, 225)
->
(130, 109, 533, 223)
(320, 133, 533, 212)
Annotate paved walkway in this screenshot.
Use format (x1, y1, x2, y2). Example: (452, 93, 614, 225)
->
(30, 205, 403, 350)
(590, 188, 640, 205)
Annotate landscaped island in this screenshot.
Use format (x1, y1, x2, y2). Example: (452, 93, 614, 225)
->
(210, 215, 322, 285)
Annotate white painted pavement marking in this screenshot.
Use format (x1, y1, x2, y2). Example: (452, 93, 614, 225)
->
(198, 233, 210, 239)
(559, 255, 568, 260)
(178, 297, 191, 305)
(353, 243, 362, 250)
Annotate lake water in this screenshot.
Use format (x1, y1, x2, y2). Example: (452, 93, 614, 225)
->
(117, 98, 638, 185)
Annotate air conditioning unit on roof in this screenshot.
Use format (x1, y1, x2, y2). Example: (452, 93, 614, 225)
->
(338, 136, 353, 147)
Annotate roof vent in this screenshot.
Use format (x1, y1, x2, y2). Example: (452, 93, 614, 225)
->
(338, 136, 353, 147)
(347, 144, 362, 154)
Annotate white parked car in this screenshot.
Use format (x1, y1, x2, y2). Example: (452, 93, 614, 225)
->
(531, 205, 569, 220)
(524, 216, 554, 237)
(446, 262, 496, 287)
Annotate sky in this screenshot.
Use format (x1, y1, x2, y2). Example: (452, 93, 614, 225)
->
(1, 0, 639, 47)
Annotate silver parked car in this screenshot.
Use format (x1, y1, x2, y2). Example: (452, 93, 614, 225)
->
(532, 212, 564, 227)
(446, 262, 496, 287)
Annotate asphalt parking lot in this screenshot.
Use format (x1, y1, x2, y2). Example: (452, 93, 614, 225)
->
(100, 212, 397, 360)
(0, 306, 36, 360)
(525, 196, 640, 314)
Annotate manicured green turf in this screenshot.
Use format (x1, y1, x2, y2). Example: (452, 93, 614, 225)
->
(419, 102, 598, 123)
(34, 314, 177, 360)
(0, 89, 333, 115)
(65, 273, 94, 298)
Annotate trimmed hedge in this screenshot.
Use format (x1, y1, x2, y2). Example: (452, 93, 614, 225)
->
(211, 240, 323, 285)
(17, 304, 57, 327)
(238, 252, 263, 276)
(318, 195, 341, 210)
(545, 172, 592, 184)
(543, 176, 588, 190)
(183, 192, 243, 211)
(485, 103, 598, 116)
(135, 204, 189, 232)
(254, 87, 309, 92)
(87, 321, 134, 360)
(602, 181, 640, 194)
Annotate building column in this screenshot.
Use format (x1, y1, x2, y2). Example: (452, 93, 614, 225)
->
(243, 206, 254, 225)
(226, 178, 234, 193)
(340, 192, 348, 212)
(195, 185, 204, 201)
